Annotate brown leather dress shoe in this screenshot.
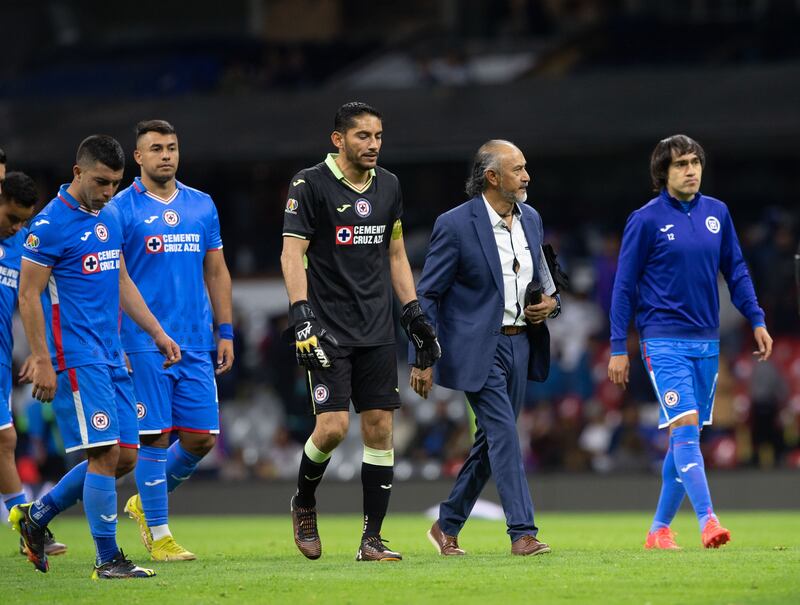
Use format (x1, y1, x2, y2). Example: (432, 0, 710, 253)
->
(427, 520, 466, 556)
(511, 535, 551, 556)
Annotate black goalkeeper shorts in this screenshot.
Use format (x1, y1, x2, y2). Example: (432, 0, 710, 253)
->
(306, 344, 400, 414)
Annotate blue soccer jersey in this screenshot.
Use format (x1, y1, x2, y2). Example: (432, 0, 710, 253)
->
(111, 177, 223, 353)
(0, 229, 26, 368)
(22, 185, 126, 371)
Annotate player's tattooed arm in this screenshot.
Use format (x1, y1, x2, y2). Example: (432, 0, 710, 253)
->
(18, 260, 57, 402)
(204, 249, 234, 375)
(119, 255, 181, 368)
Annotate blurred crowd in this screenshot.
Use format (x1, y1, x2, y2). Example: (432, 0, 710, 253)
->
(8, 214, 798, 486)
(5, 1, 799, 100)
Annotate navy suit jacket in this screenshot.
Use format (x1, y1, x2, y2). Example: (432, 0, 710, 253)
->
(414, 196, 551, 393)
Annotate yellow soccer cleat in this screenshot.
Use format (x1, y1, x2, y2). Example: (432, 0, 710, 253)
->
(124, 494, 153, 552)
(150, 535, 197, 561)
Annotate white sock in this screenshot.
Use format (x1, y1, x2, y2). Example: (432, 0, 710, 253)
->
(151, 524, 172, 541)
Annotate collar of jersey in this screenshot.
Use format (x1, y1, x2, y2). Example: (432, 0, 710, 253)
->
(57, 184, 99, 216)
(324, 154, 375, 193)
(660, 188, 701, 210)
(132, 176, 183, 203)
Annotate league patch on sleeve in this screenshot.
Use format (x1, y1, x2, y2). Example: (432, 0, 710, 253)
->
(24, 233, 40, 249)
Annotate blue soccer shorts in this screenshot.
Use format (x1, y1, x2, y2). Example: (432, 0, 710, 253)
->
(52, 364, 139, 453)
(640, 339, 719, 429)
(0, 365, 12, 431)
(127, 350, 219, 435)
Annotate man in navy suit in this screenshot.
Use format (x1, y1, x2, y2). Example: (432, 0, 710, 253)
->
(411, 140, 559, 557)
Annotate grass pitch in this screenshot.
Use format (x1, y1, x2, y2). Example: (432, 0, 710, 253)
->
(1, 511, 798, 605)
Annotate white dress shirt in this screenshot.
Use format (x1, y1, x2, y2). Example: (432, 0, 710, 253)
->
(483, 196, 533, 327)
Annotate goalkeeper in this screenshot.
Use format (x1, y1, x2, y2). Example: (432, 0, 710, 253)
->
(280, 102, 439, 563)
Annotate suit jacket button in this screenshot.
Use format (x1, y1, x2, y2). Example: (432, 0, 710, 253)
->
(492, 329, 499, 335)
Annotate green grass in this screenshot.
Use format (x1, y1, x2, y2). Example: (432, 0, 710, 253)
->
(2, 512, 798, 605)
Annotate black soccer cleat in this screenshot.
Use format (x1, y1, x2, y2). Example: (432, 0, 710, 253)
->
(91, 549, 156, 580)
(20, 527, 68, 557)
(356, 535, 402, 562)
(9, 503, 49, 572)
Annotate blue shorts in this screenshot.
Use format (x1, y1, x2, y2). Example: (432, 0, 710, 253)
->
(52, 364, 140, 453)
(641, 339, 719, 430)
(0, 365, 12, 431)
(127, 350, 219, 435)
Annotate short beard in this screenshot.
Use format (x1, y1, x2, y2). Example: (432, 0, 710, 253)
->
(146, 169, 175, 185)
(344, 145, 374, 172)
(499, 184, 526, 206)
(85, 198, 107, 212)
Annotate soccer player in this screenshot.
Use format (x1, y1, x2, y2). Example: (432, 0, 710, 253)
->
(12, 135, 181, 578)
(281, 101, 439, 561)
(1, 169, 67, 557)
(0, 166, 34, 513)
(608, 134, 772, 549)
(113, 120, 233, 561)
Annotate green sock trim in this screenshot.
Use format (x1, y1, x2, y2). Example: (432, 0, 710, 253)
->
(304, 437, 331, 463)
(363, 446, 394, 467)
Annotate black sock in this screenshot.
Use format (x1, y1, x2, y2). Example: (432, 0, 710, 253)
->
(361, 462, 393, 537)
(295, 452, 330, 508)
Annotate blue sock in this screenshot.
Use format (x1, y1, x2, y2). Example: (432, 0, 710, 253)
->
(83, 472, 119, 565)
(29, 460, 88, 526)
(671, 425, 714, 530)
(136, 445, 168, 526)
(2, 491, 26, 509)
(166, 442, 202, 493)
(650, 447, 685, 532)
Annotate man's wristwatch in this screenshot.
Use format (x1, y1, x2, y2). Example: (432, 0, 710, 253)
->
(547, 294, 562, 319)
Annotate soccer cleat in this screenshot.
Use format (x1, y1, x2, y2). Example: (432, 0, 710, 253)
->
(291, 494, 321, 559)
(701, 517, 731, 548)
(356, 535, 402, 562)
(91, 549, 156, 579)
(644, 527, 681, 550)
(19, 527, 68, 557)
(8, 503, 48, 572)
(150, 535, 196, 561)
(124, 494, 153, 552)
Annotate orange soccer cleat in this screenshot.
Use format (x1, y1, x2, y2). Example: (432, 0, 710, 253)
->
(701, 517, 731, 548)
(644, 527, 681, 550)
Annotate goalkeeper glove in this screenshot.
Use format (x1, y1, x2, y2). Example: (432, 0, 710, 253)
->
(400, 300, 441, 369)
(288, 300, 338, 370)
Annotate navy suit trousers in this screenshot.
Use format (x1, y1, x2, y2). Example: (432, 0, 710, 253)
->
(438, 332, 538, 541)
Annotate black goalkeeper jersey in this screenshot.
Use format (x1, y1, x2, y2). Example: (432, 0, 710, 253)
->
(282, 154, 403, 346)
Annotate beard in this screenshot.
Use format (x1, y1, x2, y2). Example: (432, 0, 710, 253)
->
(86, 198, 107, 212)
(499, 184, 527, 205)
(147, 168, 176, 185)
(343, 145, 376, 171)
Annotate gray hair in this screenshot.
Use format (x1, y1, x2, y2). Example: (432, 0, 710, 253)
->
(465, 139, 516, 197)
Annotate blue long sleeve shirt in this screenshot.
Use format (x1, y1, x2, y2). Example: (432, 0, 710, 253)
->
(609, 190, 765, 355)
